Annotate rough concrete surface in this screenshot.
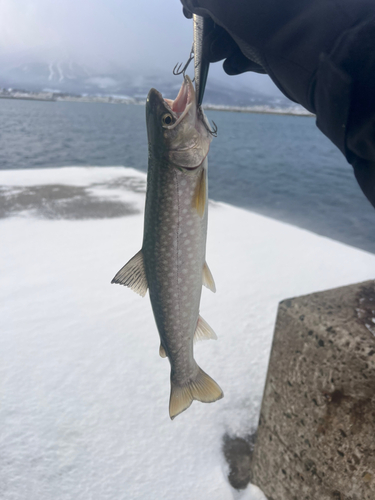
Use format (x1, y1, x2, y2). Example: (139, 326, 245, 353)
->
(250, 280, 375, 500)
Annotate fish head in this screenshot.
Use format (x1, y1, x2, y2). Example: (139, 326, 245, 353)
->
(146, 76, 212, 171)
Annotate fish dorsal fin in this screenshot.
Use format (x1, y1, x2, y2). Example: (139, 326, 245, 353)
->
(194, 315, 217, 343)
(111, 249, 148, 297)
(159, 344, 167, 358)
(194, 168, 206, 218)
(202, 261, 216, 293)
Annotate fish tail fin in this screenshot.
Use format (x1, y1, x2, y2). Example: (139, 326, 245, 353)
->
(169, 366, 223, 420)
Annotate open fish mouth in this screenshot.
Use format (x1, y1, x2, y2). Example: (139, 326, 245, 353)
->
(163, 76, 195, 130)
(163, 76, 203, 171)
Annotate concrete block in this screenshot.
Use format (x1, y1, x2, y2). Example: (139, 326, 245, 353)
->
(250, 280, 375, 500)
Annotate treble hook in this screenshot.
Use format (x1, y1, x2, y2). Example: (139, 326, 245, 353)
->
(204, 118, 218, 137)
(197, 107, 218, 137)
(173, 44, 194, 78)
(208, 120, 218, 137)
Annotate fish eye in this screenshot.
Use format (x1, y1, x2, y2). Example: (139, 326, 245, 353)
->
(161, 113, 173, 126)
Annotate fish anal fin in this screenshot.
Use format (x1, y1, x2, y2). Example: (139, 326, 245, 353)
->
(194, 315, 217, 344)
(202, 261, 216, 292)
(194, 168, 206, 218)
(111, 249, 148, 297)
(169, 366, 223, 420)
(159, 344, 167, 358)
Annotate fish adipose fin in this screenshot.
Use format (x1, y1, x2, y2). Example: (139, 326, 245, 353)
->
(159, 344, 167, 358)
(169, 367, 223, 420)
(202, 262, 216, 292)
(111, 250, 148, 297)
(194, 168, 206, 218)
(194, 315, 217, 343)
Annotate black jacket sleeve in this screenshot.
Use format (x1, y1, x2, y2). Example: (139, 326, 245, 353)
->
(182, 0, 375, 208)
(316, 19, 375, 207)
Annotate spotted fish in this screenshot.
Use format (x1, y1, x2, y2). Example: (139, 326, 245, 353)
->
(112, 76, 223, 419)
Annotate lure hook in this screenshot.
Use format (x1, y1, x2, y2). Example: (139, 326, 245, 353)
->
(209, 120, 218, 137)
(173, 44, 194, 78)
(205, 119, 218, 137)
(197, 107, 218, 137)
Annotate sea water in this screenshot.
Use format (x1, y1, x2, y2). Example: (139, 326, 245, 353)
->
(0, 97, 374, 253)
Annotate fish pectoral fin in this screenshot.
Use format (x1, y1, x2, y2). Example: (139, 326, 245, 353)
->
(202, 261, 216, 292)
(159, 344, 167, 358)
(111, 249, 148, 297)
(169, 366, 223, 420)
(194, 167, 206, 218)
(194, 315, 217, 343)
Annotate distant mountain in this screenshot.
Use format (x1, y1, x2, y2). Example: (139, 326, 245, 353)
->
(0, 58, 293, 108)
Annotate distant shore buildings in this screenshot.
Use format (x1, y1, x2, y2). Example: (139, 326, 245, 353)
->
(0, 87, 313, 116)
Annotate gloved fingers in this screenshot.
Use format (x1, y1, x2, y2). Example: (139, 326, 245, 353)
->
(182, 7, 193, 19)
(223, 51, 267, 75)
(202, 23, 239, 62)
(181, 0, 266, 75)
(181, 1, 212, 19)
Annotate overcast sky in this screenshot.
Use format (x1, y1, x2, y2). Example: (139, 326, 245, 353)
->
(0, 0, 280, 96)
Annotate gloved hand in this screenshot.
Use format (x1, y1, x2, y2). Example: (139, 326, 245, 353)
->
(181, 0, 375, 209)
(181, 0, 374, 110)
(183, 7, 266, 76)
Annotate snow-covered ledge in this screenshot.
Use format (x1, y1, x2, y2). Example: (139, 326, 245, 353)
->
(250, 280, 375, 500)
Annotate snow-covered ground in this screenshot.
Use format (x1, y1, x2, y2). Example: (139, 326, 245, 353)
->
(1, 166, 375, 500)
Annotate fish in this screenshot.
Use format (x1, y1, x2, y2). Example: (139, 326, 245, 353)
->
(112, 75, 223, 419)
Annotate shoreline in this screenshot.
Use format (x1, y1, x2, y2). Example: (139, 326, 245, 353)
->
(0, 93, 314, 116)
(203, 104, 314, 117)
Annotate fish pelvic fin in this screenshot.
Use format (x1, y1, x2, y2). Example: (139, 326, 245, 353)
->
(194, 315, 217, 343)
(202, 261, 216, 292)
(111, 249, 148, 297)
(169, 366, 223, 420)
(194, 167, 207, 218)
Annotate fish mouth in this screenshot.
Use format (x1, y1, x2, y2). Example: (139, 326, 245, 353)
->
(163, 76, 195, 130)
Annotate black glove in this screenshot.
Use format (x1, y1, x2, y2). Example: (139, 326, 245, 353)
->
(181, 0, 374, 108)
(183, 8, 266, 75)
(181, 0, 375, 209)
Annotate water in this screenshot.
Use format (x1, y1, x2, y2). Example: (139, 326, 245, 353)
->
(0, 98, 374, 253)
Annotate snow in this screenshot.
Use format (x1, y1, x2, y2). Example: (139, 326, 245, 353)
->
(1, 166, 375, 500)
